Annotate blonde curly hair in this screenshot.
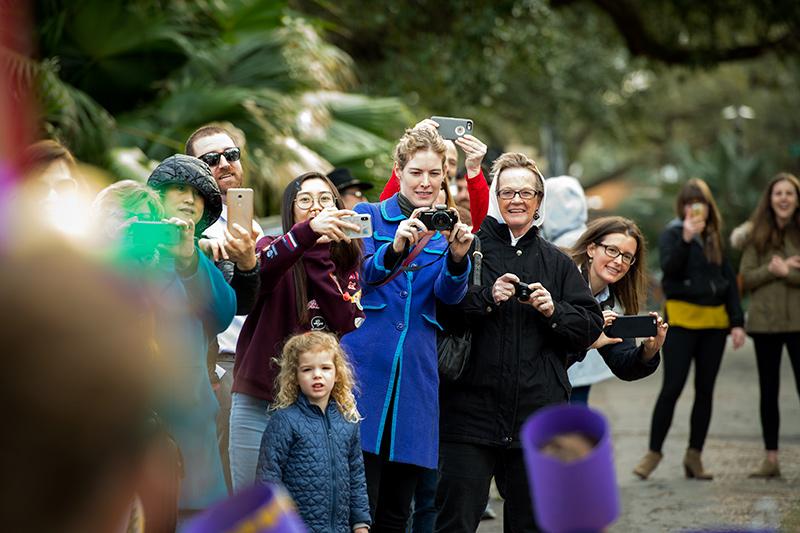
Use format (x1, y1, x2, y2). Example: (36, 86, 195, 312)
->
(272, 331, 361, 423)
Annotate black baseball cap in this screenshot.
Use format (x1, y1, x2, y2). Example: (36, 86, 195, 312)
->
(327, 168, 374, 193)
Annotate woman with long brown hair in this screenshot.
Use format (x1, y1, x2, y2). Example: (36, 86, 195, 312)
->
(230, 172, 365, 492)
(568, 216, 667, 397)
(635, 178, 746, 481)
(739, 173, 800, 478)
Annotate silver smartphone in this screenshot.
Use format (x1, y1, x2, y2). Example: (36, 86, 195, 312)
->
(340, 213, 373, 239)
(431, 116, 474, 140)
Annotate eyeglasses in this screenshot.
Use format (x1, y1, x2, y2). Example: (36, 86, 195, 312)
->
(295, 192, 336, 210)
(198, 147, 241, 167)
(343, 190, 364, 199)
(497, 188, 543, 201)
(595, 243, 636, 265)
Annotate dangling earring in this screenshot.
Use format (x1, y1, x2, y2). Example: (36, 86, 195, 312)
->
(533, 211, 540, 220)
(588, 256, 593, 265)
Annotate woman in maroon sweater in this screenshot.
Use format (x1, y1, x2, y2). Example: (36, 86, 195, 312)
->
(229, 172, 365, 492)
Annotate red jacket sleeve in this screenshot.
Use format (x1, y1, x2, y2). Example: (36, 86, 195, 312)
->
(467, 169, 489, 231)
(379, 167, 401, 201)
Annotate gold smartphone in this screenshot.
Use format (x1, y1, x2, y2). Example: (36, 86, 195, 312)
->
(227, 188, 254, 233)
(689, 202, 705, 218)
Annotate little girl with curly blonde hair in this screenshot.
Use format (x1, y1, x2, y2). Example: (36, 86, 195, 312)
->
(256, 331, 370, 532)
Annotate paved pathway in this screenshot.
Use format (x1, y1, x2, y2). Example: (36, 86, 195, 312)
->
(478, 338, 800, 532)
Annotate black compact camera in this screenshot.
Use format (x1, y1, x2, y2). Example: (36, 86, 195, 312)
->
(515, 282, 532, 301)
(418, 205, 458, 232)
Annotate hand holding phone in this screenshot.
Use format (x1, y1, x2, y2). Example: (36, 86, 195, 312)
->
(224, 223, 258, 270)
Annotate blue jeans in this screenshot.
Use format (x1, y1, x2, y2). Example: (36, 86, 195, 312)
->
(229, 392, 270, 492)
(409, 468, 438, 533)
(570, 385, 591, 405)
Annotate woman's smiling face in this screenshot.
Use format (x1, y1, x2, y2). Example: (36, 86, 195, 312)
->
(587, 232, 638, 288)
(397, 149, 445, 207)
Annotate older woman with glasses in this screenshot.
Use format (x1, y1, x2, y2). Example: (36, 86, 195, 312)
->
(230, 172, 366, 491)
(435, 153, 603, 532)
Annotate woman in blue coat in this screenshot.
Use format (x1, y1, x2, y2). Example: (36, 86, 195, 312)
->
(341, 124, 480, 531)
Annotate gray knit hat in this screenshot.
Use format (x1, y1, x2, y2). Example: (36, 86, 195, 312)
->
(146, 154, 222, 234)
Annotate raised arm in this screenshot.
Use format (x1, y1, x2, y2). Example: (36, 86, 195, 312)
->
(659, 224, 692, 277)
(256, 220, 319, 287)
(466, 170, 489, 230)
(182, 250, 237, 335)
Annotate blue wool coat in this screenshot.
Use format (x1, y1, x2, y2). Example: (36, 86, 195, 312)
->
(256, 395, 371, 533)
(341, 194, 470, 469)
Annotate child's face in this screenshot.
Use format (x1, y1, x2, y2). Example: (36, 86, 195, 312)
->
(297, 349, 336, 408)
(162, 184, 204, 226)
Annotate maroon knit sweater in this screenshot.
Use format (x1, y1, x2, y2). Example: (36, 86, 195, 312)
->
(233, 220, 364, 400)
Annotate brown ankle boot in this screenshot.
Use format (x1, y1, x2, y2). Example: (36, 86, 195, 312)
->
(633, 450, 663, 479)
(749, 458, 780, 479)
(683, 448, 713, 480)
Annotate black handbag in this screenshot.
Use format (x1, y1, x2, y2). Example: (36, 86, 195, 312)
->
(437, 237, 482, 382)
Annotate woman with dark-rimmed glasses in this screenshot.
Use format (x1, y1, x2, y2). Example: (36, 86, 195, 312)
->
(567, 216, 667, 400)
(435, 152, 602, 532)
(230, 172, 365, 491)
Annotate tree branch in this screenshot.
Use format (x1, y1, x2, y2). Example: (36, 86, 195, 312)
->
(551, 0, 797, 65)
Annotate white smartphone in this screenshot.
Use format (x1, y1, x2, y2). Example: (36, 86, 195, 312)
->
(341, 213, 373, 239)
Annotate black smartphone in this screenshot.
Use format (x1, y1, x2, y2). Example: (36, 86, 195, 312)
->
(604, 315, 658, 339)
(431, 116, 474, 140)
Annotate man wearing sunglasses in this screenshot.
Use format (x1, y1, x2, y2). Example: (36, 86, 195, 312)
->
(185, 124, 264, 493)
(186, 126, 245, 197)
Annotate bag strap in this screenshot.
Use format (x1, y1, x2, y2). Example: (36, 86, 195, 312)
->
(369, 233, 435, 287)
(471, 235, 482, 286)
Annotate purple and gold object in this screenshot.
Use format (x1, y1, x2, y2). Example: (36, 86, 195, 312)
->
(182, 484, 307, 533)
(521, 404, 619, 533)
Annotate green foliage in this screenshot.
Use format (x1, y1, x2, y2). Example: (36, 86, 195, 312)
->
(15, 0, 413, 214)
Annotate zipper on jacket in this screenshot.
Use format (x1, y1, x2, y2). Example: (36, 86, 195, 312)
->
(323, 407, 337, 532)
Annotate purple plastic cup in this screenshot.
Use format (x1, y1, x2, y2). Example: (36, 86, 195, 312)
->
(181, 483, 307, 533)
(520, 404, 619, 533)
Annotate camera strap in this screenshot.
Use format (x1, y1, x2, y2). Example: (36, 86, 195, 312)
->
(370, 233, 435, 287)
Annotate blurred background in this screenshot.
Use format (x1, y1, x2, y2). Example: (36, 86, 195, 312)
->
(4, 0, 800, 262)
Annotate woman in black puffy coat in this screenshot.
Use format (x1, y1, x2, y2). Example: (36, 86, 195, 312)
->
(435, 153, 603, 533)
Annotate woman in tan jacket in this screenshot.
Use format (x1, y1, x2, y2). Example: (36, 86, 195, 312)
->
(740, 172, 800, 478)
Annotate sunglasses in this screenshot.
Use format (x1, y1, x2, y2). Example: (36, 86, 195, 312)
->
(198, 147, 241, 167)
